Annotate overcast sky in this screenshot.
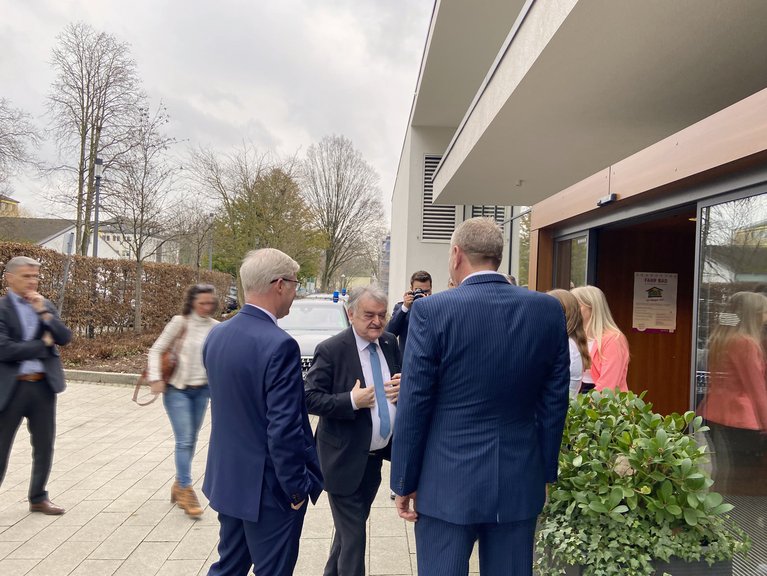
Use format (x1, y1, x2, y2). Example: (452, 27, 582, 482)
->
(0, 0, 433, 220)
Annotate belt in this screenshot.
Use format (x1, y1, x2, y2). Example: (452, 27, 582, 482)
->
(17, 373, 45, 382)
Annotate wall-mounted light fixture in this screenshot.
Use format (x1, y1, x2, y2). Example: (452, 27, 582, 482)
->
(596, 193, 617, 207)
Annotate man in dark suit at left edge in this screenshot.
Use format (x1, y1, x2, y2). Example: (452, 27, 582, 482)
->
(0, 256, 72, 515)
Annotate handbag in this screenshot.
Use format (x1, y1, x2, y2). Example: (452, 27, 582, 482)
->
(132, 319, 188, 406)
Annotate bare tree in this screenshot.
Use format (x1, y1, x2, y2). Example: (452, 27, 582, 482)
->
(301, 135, 386, 290)
(100, 104, 180, 333)
(47, 22, 143, 255)
(0, 98, 40, 185)
(187, 144, 322, 295)
(175, 198, 217, 279)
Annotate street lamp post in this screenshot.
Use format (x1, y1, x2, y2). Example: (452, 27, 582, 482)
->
(92, 158, 104, 258)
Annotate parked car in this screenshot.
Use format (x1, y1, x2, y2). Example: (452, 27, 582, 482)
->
(277, 299, 350, 376)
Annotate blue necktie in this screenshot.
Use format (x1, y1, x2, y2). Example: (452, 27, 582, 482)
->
(368, 343, 391, 439)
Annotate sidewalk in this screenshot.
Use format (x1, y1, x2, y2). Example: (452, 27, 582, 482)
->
(0, 380, 478, 575)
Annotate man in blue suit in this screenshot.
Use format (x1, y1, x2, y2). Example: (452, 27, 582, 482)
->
(384, 270, 432, 353)
(203, 248, 323, 576)
(391, 218, 570, 576)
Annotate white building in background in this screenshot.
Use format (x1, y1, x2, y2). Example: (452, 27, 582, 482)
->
(0, 216, 178, 264)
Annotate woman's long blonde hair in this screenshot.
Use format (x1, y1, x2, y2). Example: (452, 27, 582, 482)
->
(548, 289, 591, 370)
(571, 285, 625, 354)
(708, 291, 767, 367)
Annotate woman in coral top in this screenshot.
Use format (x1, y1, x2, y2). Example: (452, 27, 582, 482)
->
(700, 291, 767, 494)
(571, 285, 630, 393)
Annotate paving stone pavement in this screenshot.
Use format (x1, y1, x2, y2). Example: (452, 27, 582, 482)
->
(0, 381, 481, 575)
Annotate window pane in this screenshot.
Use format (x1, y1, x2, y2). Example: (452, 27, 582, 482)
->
(554, 235, 588, 289)
(509, 207, 530, 287)
(694, 192, 767, 573)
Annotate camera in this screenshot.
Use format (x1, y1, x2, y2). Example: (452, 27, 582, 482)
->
(411, 288, 427, 300)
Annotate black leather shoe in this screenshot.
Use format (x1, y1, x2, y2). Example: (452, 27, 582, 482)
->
(29, 499, 65, 515)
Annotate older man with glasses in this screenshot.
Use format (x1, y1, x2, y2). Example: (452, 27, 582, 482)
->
(203, 248, 323, 576)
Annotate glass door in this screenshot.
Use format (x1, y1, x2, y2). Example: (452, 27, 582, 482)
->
(554, 232, 590, 289)
(693, 190, 767, 575)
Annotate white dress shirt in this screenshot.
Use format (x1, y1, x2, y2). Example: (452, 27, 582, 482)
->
(351, 328, 396, 451)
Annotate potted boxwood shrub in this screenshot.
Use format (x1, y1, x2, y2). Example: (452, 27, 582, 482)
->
(535, 390, 750, 576)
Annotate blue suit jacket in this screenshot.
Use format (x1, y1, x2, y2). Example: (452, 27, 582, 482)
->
(202, 306, 323, 522)
(390, 273, 569, 525)
(385, 301, 409, 351)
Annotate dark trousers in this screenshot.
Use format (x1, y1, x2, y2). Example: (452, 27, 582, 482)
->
(208, 502, 307, 576)
(0, 379, 56, 504)
(324, 453, 384, 576)
(415, 513, 537, 576)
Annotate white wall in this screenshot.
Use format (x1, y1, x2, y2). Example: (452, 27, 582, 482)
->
(389, 126, 460, 305)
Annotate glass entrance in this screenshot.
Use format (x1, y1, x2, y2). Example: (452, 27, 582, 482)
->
(694, 191, 767, 575)
(554, 233, 589, 289)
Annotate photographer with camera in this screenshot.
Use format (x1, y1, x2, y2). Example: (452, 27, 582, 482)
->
(386, 270, 432, 353)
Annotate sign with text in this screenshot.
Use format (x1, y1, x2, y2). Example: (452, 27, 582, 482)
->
(632, 272, 678, 333)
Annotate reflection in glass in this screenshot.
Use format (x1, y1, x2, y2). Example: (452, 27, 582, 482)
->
(509, 207, 530, 287)
(695, 192, 767, 575)
(555, 235, 588, 290)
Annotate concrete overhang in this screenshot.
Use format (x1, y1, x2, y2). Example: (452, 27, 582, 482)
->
(410, 0, 527, 128)
(431, 0, 767, 206)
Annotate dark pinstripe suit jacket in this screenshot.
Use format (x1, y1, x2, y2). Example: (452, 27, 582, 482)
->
(390, 273, 570, 525)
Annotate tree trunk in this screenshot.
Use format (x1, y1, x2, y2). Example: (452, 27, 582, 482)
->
(133, 260, 143, 334)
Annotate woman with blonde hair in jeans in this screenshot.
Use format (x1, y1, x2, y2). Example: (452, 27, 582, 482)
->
(571, 285, 630, 393)
(148, 284, 219, 517)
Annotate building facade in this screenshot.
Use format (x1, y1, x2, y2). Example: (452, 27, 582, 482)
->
(392, 1, 767, 571)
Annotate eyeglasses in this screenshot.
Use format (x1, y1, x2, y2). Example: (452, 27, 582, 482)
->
(271, 277, 300, 289)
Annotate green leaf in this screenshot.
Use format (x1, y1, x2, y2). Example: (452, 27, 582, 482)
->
(683, 507, 698, 526)
(704, 492, 723, 508)
(711, 503, 734, 515)
(686, 493, 699, 509)
(572, 455, 583, 467)
(666, 504, 682, 516)
(610, 505, 629, 515)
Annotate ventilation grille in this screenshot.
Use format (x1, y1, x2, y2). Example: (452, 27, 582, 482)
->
(422, 155, 456, 241)
(471, 205, 507, 224)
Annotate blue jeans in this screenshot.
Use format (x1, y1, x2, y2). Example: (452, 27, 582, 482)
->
(163, 385, 210, 488)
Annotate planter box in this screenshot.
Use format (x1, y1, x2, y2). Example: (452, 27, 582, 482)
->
(563, 558, 732, 575)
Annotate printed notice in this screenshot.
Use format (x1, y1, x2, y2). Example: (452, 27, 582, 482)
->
(632, 272, 678, 333)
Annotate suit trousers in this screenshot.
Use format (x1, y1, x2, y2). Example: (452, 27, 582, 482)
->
(324, 453, 384, 576)
(207, 500, 307, 576)
(0, 379, 56, 504)
(415, 513, 537, 576)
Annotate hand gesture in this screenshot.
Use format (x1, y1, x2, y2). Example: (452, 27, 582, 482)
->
(25, 292, 47, 313)
(351, 379, 375, 409)
(403, 291, 415, 307)
(385, 373, 401, 404)
(42, 331, 54, 347)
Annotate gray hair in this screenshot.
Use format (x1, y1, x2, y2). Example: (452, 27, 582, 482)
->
(451, 217, 503, 268)
(240, 248, 299, 295)
(347, 285, 388, 313)
(5, 256, 41, 274)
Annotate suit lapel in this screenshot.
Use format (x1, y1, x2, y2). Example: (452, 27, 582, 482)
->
(342, 328, 366, 389)
(379, 334, 400, 376)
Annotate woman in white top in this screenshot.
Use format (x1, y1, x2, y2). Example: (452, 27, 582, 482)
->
(148, 284, 219, 517)
(548, 289, 592, 399)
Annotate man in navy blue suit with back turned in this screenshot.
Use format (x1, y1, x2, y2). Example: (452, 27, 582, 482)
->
(203, 248, 323, 576)
(391, 217, 570, 576)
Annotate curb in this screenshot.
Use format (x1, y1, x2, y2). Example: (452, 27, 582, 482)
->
(64, 369, 140, 387)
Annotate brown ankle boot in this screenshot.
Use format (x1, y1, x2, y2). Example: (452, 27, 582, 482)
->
(177, 486, 203, 518)
(170, 481, 182, 504)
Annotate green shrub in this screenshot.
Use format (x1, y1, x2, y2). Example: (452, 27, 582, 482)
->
(535, 390, 750, 576)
